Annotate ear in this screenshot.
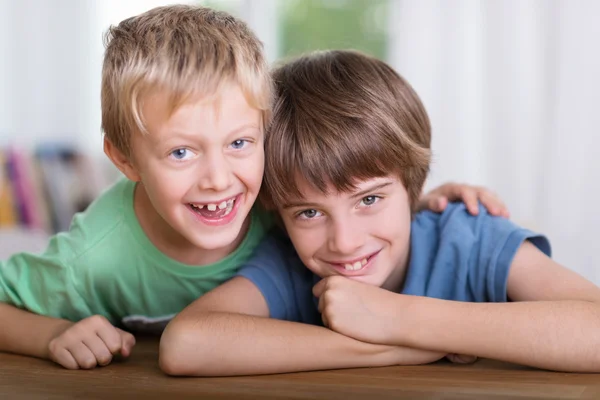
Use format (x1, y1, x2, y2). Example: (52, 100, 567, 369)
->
(104, 137, 141, 182)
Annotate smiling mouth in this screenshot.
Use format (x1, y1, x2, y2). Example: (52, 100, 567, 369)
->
(188, 196, 236, 219)
(330, 251, 380, 272)
(342, 257, 369, 271)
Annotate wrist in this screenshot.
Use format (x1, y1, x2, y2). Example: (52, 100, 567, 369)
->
(43, 319, 74, 359)
(391, 294, 433, 347)
(386, 293, 416, 346)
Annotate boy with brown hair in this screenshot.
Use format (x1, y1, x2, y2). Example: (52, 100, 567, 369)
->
(161, 50, 600, 375)
(0, 5, 500, 371)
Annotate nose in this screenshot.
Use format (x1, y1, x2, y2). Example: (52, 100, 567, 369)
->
(197, 151, 233, 192)
(327, 217, 364, 255)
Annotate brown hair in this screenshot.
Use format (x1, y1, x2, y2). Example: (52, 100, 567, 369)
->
(261, 50, 431, 212)
(101, 4, 272, 156)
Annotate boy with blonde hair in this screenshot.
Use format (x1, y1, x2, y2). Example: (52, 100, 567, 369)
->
(161, 50, 600, 375)
(0, 6, 503, 370)
(0, 5, 273, 370)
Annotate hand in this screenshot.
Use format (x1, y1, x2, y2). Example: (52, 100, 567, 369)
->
(417, 183, 510, 218)
(313, 276, 402, 345)
(390, 345, 448, 366)
(446, 354, 478, 364)
(48, 315, 136, 370)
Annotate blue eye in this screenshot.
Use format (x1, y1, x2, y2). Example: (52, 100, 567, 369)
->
(230, 139, 248, 150)
(298, 209, 322, 220)
(170, 148, 193, 161)
(361, 195, 380, 206)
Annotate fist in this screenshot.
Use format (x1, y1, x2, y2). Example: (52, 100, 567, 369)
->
(313, 276, 401, 345)
(48, 315, 136, 369)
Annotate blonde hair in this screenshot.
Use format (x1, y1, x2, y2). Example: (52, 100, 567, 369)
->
(262, 50, 431, 212)
(101, 4, 272, 156)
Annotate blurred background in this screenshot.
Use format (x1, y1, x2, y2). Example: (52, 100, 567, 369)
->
(0, 0, 599, 283)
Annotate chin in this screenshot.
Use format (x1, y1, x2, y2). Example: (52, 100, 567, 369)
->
(189, 230, 241, 251)
(353, 275, 387, 287)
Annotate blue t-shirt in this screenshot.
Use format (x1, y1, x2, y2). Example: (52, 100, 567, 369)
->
(237, 203, 552, 326)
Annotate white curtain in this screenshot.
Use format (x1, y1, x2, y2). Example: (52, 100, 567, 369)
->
(388, 0, 600, 283)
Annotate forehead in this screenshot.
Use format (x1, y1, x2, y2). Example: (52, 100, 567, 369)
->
(141, 84, 260, 136)
(290, 175, 401, 203)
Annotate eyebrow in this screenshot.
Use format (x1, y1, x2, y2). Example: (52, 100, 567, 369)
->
(157, 123, 260, 146)
(350, 181, 393, 199)
(282, 181, 394, 210)
(226, 123, 261, 137)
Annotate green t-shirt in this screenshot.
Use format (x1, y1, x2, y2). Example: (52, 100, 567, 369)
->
(0, 178, 273, 333)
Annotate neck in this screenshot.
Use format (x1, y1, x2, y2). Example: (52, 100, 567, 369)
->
(133, 182, 249, 266)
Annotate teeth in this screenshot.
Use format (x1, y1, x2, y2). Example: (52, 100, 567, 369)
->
(343, 258, 368, 271)
(191, 198, 236, 215)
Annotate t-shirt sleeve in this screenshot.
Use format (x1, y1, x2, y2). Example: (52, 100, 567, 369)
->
(0, 233, 92, 320)
(474, 212, 551, 302)
(442, 204, 551, 303)
(236, 229, 305, 321)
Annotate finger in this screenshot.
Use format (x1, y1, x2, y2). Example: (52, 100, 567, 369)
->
(67, 341, 99, 370)
(117, 329, 136, 357)
(434, 196, 448, 212)
(317, 294, 325, 314)
(460, 355, 478, 364)
(312, 278, 327, 298)
(435, 183, 463, 202)
(83, 334, 113, 367)
(95, 322, 123, 355)
(51, 346, 80, 370)
(460, 188, 480, 215)
(321, 311, 329, 328)
(479, 191, 509, 217)
(414, 197, 429, 212)
(447, 354, 478, 364)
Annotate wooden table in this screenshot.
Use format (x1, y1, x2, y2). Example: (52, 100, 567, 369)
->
(1, 337, 599, 399)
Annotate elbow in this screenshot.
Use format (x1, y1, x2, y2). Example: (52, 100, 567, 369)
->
(159, 322, 212, 377)
(158, 325, 190, 376)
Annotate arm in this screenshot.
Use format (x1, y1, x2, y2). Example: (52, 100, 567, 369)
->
(159, 276, 444, 376)
(0, 251, 135, 369)
(0, 302, 135, 369)
(317, 242, 600, 372)
(399, 241, 600, 372)
(0, 302, 72, 358)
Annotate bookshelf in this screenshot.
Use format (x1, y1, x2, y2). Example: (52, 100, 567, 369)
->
(0, 143, 118, 238)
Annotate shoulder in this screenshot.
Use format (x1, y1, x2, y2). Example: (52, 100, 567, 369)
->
(74, 177, 133, 227)
(77, 177, 136, 220)
(406, 202, 551, 302)
(413, 202, 549, 253)
(236, 228, 316, 321)
(239, 228, 304, 277)
(53, 177, 138, 265)
(248, 204, 277, 236)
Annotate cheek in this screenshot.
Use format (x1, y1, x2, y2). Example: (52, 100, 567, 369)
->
(142, 165, 191, 205)
(286, 227, 323, 267)
(235, 151, 264, 191)
(371, 205, 411, 241)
